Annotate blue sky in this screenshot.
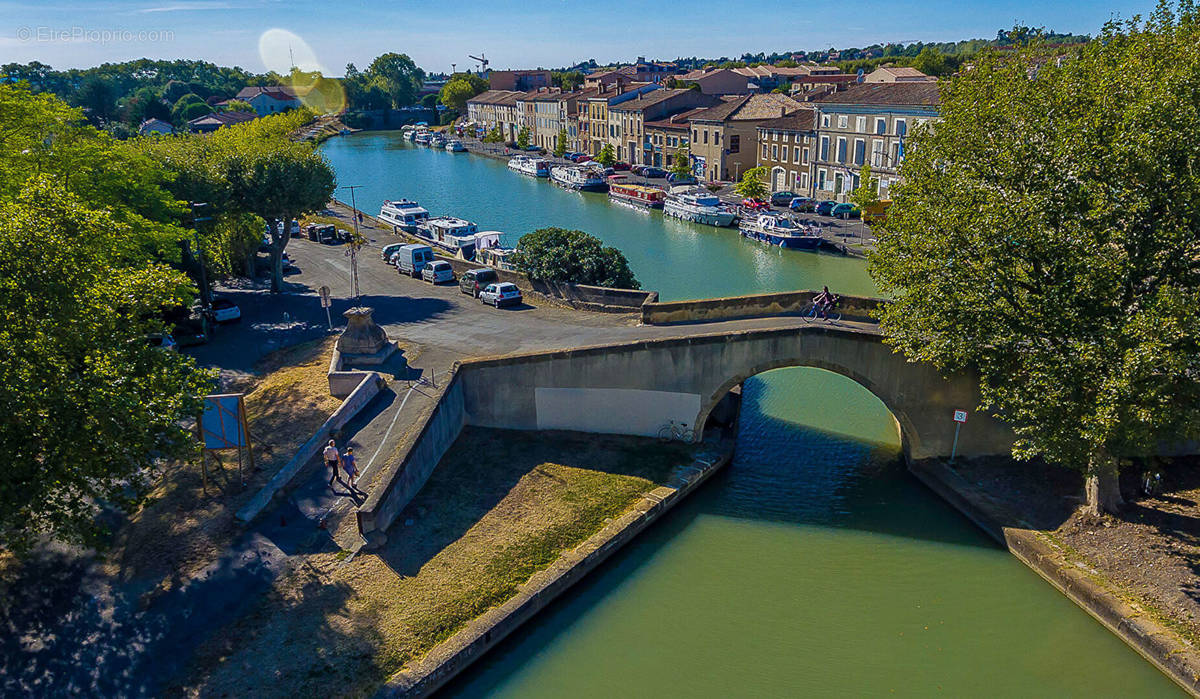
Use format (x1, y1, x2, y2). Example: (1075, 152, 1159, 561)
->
(0, 0, 1161, 74)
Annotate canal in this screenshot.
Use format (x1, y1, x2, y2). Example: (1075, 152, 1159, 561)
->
(321, 132, 1180, 696)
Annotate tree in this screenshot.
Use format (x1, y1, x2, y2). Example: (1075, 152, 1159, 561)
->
(225, 139, 336, 292)
(439, 78, 482, 112)
(224, 99, 255, 112)
(670, 149, 691, 178)
(595, 143, 616, 166)
(515, 126, 531, 149)
(511, 227, 640, 289)
(366, 52, 425, 108)
(869, 6, 1200, 515)
(848, 164, 880, 213)
(911, 47, 948, 77)
(733, 166, 768, 199)
(482, 124, 504, 143)
(553, 129, 569, 157)
(552, 71, 584, 91)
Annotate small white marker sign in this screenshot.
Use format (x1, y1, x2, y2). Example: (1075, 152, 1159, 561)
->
(319, 285, 332, 308)
(953, 410, 968, 423)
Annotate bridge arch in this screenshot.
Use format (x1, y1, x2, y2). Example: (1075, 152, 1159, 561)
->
(695, 357, 914, 456)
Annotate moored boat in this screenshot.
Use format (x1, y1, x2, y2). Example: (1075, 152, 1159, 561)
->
(608, 180, 665, 209)
(413, 130, 431, 145)
(508, 155, 551, 177)
(417, 216, 479, 258)
(549, 165, 608, 192)
(663, 188, 736, 226)
(378, 199, 430, 233)
(738, 212, 823, 249)
(445, 139, 466, 152)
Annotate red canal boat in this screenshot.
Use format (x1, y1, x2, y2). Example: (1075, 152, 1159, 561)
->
(608, 180, 666, 209)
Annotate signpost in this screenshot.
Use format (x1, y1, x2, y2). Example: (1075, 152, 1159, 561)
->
(950, 410, 968, 463)
(198, 393, 253, 490)
(319, 285, 332, 329)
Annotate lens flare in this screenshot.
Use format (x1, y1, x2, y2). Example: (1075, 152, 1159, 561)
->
(257, 28, 346, 114)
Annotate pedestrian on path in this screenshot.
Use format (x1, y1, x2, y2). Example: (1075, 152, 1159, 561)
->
(323, 439, 342, 488)
(342, 447, 360, 492)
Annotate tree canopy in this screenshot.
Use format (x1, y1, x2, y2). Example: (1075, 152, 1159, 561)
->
(0, 83, 212, 552)
(869, 3, 1200, 514)
(511, 227, 640, 289)
(595, 143, 616, 166)
(733, 166, 768, 199)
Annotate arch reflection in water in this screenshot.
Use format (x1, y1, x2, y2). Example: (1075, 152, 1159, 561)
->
(442, 368, 1179, 697)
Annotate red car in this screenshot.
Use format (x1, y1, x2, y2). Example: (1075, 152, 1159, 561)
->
(575, 154, 593, 163)
(741, 198, 770, 211)
(612, 161, 632, 171)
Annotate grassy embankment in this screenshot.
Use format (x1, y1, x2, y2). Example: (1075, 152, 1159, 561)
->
(179, 427, 696, 697)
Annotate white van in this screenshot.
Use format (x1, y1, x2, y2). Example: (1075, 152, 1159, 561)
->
(394, 244, 434, 277)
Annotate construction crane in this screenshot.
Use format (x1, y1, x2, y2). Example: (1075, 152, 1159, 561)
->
(468, 53, 489, 75)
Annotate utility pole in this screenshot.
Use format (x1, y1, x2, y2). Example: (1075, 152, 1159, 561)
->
(189, 202, 214, 308)
(341, 185, 364, 301)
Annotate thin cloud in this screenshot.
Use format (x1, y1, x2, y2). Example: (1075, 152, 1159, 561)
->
(133, 1, 239, 13)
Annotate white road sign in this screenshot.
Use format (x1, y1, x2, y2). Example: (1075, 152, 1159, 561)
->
(953, 410, 968, 423)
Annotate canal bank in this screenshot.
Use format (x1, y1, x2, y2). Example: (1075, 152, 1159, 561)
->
(322, 131, 1185, 696)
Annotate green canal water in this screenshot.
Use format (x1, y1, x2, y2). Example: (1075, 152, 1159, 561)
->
(322, 132, 1180, 696)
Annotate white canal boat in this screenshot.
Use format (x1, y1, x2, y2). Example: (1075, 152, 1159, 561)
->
(663, 188, 736, 227)
(378, 199, 430, 233)
(417, 216, 480, 258)
(508, 155, 551, 177)
(738, 213, 823, 250)
(549, 165, 608, 192)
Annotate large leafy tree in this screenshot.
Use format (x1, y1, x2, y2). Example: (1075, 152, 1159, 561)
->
(512, 227, 640, 289)
(870, 5, 1200, 515)
(670, 149, 691, 178)
(438, 72, 488, 112)
(553, 129, 569, 157)
(0, 84, 212, 551)
(594, 143, 616, 166)
(365, 52, 426, 108)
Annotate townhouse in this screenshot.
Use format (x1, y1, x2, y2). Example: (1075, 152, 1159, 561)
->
(675, 68, 753, 95)
(754, 109, 819, 194)
(606, 88, 720, 165)
(581, 82, 660, 155)
(688, 93, 805, 182)
(643, 107, 707, 169)
(808, 81, 940, 200)
(465, 89, 523, 140)
(864, 66, 935, 83)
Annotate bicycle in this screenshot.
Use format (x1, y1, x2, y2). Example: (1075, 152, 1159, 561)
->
(657, 420, 695, 442)
(801, 301, 842, 323)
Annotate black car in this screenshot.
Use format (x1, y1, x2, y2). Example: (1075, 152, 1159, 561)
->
(642, 167, 667, 178)
(459, 267, 499, 297)
(770, 191, 800, 206)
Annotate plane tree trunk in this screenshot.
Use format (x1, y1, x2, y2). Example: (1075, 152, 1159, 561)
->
(1084, 451, 1124, 516)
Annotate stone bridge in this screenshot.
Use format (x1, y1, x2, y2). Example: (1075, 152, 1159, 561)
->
(358, 322, 1014, 539)
(461, 323, 1012, 461)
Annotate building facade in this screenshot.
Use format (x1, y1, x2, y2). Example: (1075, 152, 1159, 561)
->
(607, 89, 719, 165)
(809, 82, 940, 201)
(754, 111, 818, 194)
(688, 93, 804, 182)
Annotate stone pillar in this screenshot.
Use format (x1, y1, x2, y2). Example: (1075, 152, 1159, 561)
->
(335, 307, 396, 365)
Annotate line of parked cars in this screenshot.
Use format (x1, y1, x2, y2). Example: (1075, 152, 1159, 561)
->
(380, 243, 524, 308)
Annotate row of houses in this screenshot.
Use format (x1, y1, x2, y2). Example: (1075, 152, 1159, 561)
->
(466, 65, 939, 201)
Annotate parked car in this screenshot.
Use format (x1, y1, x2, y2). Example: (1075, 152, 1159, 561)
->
(564, 152, 585, 162)
(210, 297, 241, 323)
(145, 332, 177, 350)
(524, 145, 542, 152)
(788, 197, 817, 212)
(815, 200, 838, 216)
(631, 164, 648, 176)
(421, 260, 455, 284)
(831, 203, 861, 219)
(479, 282, 523, 307)
(459, 267, 499, 297)
(770, 191, 800, 207)
(394, 244, 434, 277)
(642, 167, 667, 178)
(381, 243, 406, 262)
(612, 161, 632, 171)
(280, 251, 298, 272)
(574, 154, 593, 163)
(741, 198, 770, 211)
(667, 173, 697, 185)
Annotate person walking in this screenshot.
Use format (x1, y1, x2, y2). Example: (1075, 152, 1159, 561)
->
(323, 439, 342, 489)
(342, 447, 360, 492)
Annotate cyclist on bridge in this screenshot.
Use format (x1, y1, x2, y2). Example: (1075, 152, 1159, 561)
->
(812, 286, 840, 320)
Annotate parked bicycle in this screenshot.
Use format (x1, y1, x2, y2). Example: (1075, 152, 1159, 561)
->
(658, 420, 695, 442)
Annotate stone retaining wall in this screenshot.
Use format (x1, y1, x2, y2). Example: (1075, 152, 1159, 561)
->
(376, 440, 735, 698)
(641, 290, 883, 325)
(236, 371, 385, 523)
(909, 459, 1200, 697)
(355, 371, 466, 544)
